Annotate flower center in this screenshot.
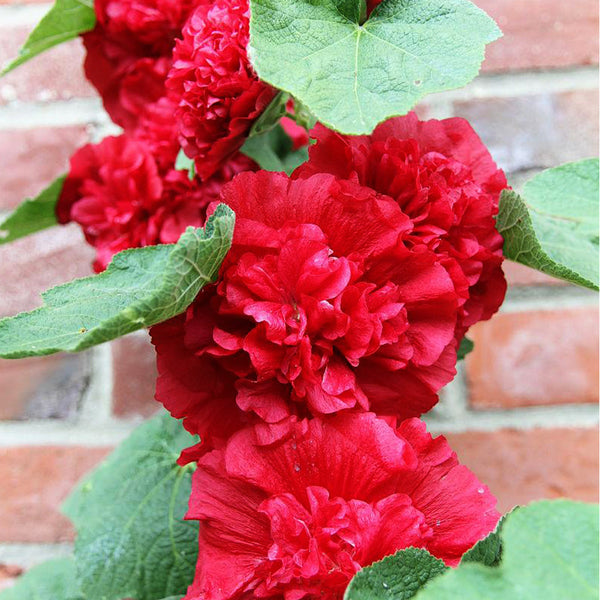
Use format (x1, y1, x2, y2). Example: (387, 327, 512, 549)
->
(254, 485, 432, 599)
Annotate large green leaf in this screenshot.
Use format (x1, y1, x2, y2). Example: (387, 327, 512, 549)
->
(1, 0, 96, 75)
(249, 0, 500, 134)
(344, 548, 448, 600)
(0, 558, 83, 600)
(0, 204, 235, 358)
(0, 176, 63, 245)
(497, 159, 599, 290)
(62, 412, 198, 600)
(414, 500, 599, 600)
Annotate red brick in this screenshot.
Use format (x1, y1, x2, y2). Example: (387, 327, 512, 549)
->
(445, 427, 599, 513)
(503, 261, 567, 287)
(0, 353, 90, 420)
(0, 564, 22, 592)
(0, 126, 90, 210)
(0, 446, 111, 542)
(455, 90, 599, 174)
(466, 308, 599, 409)
(0, 356, 58, 420)
(475, 0, 599, 72)
(111, 333, 160, 418)
(0, 29, 94, 105)
(0, 226, 95, 317)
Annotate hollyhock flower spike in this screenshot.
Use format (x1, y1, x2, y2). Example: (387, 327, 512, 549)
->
(151, 170, 462, 453)
(167, 0, 277, 180)
(294, 113, 508, 338)
(184, 413, 500, 599)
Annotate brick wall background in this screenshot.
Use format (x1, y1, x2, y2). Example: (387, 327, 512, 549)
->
(0, 0, 598, 589)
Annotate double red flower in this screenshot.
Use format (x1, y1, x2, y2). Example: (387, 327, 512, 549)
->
(151, 114, 507, 454)
(294, 115, 508, 338)
(151, 169, 462, 453)
(57, 133, 256, 272)
(185, 414, 499, 598)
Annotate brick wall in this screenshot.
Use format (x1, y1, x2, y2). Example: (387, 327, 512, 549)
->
(0, 0, 598, 587)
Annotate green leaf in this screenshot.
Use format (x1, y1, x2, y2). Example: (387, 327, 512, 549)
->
(497, 159, 599, 290)
(175, 149, 196, 181)
(291, 98, 318, 131)
(62, 412, 198, 600)
(344, 547, 448, 600)
(0, 176, 63, 245)
(0, 558, 83, 600)
(414, 500, 599, 600)
(249, 91, 290, 136)
(1, 0, 96, 75)
(241, 124, 309, 174)
(460, 512, 511, 567)
(0, 204, 235, 358)
(456, 337, 474, 361)
(248, 0, 500, 134)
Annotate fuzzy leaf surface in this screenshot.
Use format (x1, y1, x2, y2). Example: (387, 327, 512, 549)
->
(414, 500, 599, 600)
(63, 413, 198, 600)
(460, 512, 510, 567)
(0, 205, 234, 358)
(344, 548, 448, 599)
(497, 159, 599, 290)
(249, 0, 500, 134)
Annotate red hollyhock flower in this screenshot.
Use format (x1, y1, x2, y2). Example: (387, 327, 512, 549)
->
(82, 0, 202, 130)
(133, 95, 185, 169)
(281, 99, 311, 150)
(294, 114, 508, 337)
(281, 116, 310, 151)
(366, 0, 383, 15)
(57, 135, 255, 272)
(183, 413, 499, 598)
(166, 0, 276, 180)
(151, 171, 461, 451)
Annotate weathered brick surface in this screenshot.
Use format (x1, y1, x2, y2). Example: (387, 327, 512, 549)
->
(0, 228, 94, 422)
(0, 126, 90, 210)
(0, 29, 94, 105)
(0, 226, 95, 317)
(454, 90, 599, 174)
(466, 308, 599, 409)
(111, 333, 160, 418)
(0, 353, 91, 420)
(475, 0, 599, 72)
(0, 446, 111, 542)
(445, 427, 599, 513)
